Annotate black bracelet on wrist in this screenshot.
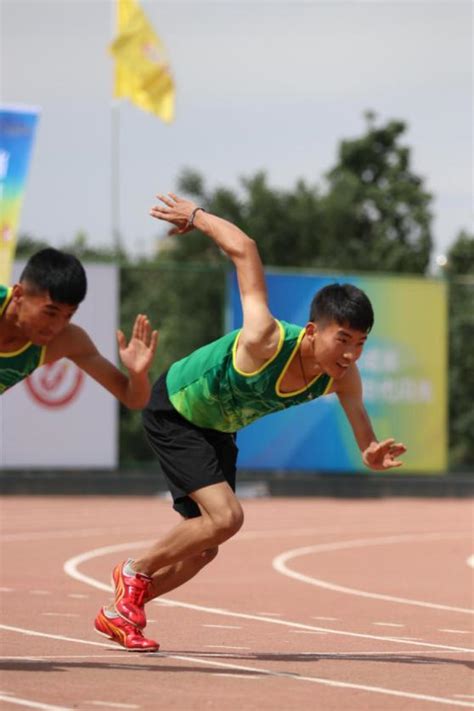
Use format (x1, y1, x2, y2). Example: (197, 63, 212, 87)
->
(187, 206, 206, 228)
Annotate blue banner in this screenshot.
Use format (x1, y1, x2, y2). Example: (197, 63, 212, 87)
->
(0, 105, 40, 283)
(227, 270, 447, 473)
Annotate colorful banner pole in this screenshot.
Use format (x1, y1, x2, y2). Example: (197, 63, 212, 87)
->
(0, 105, 40, 285)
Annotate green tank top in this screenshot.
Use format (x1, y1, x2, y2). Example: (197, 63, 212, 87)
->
(166, 320, 333, 432)
(0, 285, 46, 395)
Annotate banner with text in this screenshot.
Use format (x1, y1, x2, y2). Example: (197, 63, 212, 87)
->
(0, 105, 40, 284)
(228, 271, 447, 473)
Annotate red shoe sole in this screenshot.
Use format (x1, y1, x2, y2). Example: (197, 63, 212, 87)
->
(94, 628, 159, 653)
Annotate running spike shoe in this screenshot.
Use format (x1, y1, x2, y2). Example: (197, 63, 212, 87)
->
(94, 607, 159, 652)
(112, 559, 151, 629)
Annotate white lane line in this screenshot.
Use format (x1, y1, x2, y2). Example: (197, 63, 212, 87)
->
(41, 613, 80, 618)
(273, 532, 474, 614)
(63, 542, 474, 654)
(439, 629, 472, 634)
(202, 624, 241, 629)
(217, 673, 261, 679)
(0, 693, 72, 710)
(0, 655, 146, 661)
(311, 616, 338, 621)
(292, 631, 327, 635)
(67, 594, 89, 599)
(372, 622, 405, 627)
(466, 556, 474, 569)
(0, 624, 115, 649)
(29, 591, 51, 596)
(0, 587, 14, 592)
(205, 645, 250, 650)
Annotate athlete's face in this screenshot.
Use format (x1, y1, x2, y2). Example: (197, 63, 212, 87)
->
(11, 285, 77, 345)
(307, 320, 368, 379)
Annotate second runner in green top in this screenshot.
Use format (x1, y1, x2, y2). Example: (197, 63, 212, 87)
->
(166, 320, 333, 432)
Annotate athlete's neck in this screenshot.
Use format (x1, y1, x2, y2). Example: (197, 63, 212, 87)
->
(0, 300, 29, 349)
(298, 331, 323, 378)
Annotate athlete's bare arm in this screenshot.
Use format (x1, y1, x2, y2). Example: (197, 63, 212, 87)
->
(150, 193, 280, 372)
(333, 364, 407, 470)
(44, 315, 158, 409)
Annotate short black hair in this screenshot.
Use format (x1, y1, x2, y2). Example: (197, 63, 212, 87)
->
(309, 283, 374, 333)
(20, 248, 87, 305)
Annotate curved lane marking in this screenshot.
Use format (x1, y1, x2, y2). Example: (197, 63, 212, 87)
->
(0, 694, 72, 711)
(1, 623, 474, 709)
(272, 532, 473, 614)
(63, 540, 474, 653)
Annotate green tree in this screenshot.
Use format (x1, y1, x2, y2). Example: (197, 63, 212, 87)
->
(15, 233, 50, 258)
(177, 169, 324, 268)
(177, 115, 433, 274)
(321, 112, 433, 272)
(118, 258, 227, 463)
(445, 230, 474, 469)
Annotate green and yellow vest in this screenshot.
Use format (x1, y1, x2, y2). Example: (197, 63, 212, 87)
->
(166, 320, 333, 432)
(0, 285, 46, 395)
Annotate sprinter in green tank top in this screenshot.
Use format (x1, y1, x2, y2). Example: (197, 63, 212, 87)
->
(0, 249, 158, 405)
(102, 192, 407, 650)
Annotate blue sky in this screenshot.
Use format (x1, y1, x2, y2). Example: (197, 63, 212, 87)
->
(2, 0, 472, 264)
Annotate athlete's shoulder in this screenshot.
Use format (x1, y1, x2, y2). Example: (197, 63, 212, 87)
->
(329, 362, 361, 395)
(44, 323, 93, 363)
(278, 319, 301, 330)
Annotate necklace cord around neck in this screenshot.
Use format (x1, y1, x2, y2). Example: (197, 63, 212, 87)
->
(297, 346, 310, 391)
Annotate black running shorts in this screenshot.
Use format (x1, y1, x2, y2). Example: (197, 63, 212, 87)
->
(142, 371, 238, 519)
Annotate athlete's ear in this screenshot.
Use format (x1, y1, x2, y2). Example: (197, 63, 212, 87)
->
(11, 283, 24, 301)
(305, 321, 317, 338)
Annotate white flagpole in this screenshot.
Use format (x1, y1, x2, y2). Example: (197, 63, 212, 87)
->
(110, 0, 122, 256)
(111, 100, 122, 256)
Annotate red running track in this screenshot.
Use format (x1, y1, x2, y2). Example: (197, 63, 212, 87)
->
(0, 496, 473, 710)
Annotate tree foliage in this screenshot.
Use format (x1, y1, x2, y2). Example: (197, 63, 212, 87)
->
(321, 113, 432, 272)
(119, 258, 226, 462)
(445, 231, 474, 469)
(175, 114, 432, 275)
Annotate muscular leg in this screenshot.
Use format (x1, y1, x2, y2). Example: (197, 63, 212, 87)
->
(145, 547, 219, 601)
(133, 481, 243, 577)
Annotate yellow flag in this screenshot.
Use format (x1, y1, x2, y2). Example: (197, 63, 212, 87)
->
(110, 0, 175, 123)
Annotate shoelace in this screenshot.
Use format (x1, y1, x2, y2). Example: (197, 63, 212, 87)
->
(125, 575, 149, 606)
(121, 620, 144, 637)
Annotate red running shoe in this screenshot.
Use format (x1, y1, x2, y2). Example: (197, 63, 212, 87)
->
(113, 559, 151, 629)
(94, 607, 159, 652)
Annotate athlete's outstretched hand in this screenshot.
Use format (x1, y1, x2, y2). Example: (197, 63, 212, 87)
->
(150, 192, 200, 236)
(362, 438, 407, 471)
(117, 314, 158, 375)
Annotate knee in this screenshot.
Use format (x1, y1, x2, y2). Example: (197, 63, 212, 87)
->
(200, 546, 219, 564)
(212, 505, 244, 540)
